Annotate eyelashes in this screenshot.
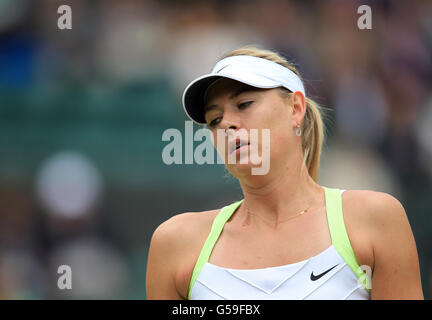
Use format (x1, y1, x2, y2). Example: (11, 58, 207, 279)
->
(209, 117, 221, 127)
(238, 101, 253, 109)
(207, 101, 254, 127)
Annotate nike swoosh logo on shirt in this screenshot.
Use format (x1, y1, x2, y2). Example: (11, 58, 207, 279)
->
(310, 264, 339, 281)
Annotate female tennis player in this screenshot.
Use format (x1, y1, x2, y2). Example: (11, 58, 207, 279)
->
(146, 46, 423, 300)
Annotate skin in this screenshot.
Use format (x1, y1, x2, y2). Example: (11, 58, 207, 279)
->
(146, 78, 424, 300)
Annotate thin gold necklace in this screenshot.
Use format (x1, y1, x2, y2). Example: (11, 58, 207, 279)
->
(244, 205, 311, 227)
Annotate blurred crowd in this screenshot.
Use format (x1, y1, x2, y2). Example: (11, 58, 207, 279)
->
(0, 0, 431, 299)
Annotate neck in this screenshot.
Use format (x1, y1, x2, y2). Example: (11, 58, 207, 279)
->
(238, 154, 323, 225)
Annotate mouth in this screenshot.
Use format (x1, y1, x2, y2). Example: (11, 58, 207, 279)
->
(229, 138, 250, 155)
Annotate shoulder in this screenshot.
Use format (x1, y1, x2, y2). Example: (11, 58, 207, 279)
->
(341, 190, 423, 299)
(150, 209, 221, 252)
(342, 189, 407, 227)
(340, 189, 409, 269)
(146, 208, 221, 299)
(348, 190, 413, 248)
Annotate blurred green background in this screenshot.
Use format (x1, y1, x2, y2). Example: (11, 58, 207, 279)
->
(0, 0, 431, 299)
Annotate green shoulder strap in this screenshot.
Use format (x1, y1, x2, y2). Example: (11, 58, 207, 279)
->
(187, 199, 244, 299)
(323, 186, 371, 292)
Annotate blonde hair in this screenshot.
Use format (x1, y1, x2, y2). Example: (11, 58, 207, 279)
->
(221, 46, 329, 182)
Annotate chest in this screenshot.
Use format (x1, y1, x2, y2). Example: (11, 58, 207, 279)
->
(208, 208, 334, 269)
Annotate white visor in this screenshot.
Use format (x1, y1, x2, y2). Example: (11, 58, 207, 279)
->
(182, 55, 306, 124)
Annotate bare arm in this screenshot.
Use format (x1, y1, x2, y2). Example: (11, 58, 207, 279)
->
(369, 193, 424, 299)
(146, 217, 184, 299)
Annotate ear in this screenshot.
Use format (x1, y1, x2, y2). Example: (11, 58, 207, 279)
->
(290, 91, 306, 126)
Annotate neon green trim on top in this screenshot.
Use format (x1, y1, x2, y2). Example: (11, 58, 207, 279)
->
(187, 200, 244, 299)
(323, 186, 371, 292)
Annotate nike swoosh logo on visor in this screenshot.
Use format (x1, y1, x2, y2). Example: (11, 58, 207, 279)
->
(215, 65, 230, 73)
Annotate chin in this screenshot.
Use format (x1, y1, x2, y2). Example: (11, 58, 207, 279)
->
(226, 160, 269, 178)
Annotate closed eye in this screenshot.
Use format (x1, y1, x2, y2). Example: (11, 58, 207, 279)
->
(209, 117, 222, 128)
(238, 101, 253, 109)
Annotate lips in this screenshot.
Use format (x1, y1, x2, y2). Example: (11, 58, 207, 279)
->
(228, 137, 250, 154)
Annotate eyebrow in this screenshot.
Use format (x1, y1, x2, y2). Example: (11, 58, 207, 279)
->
(203, 87, 258, 114)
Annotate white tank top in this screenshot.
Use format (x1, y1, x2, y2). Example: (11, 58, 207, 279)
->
(188, 187, 371, 300)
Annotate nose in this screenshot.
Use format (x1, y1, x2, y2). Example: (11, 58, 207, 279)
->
(221, 124, 239, 139)
(220, 111, 240, 135)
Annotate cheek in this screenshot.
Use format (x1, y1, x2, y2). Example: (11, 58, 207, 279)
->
(256, 96, 290, 126)
(264, 105, 293, 155)
(255, 103, 291, 139)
